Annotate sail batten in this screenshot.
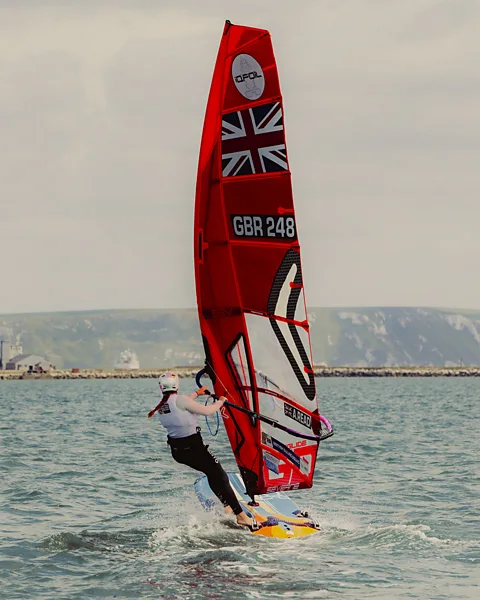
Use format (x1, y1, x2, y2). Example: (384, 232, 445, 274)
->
(195, 21, 326, 497)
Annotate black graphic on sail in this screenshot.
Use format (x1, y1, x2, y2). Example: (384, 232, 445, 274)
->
(267, 249, 316, 401)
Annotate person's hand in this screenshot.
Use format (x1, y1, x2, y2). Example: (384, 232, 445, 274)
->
(196, 386, 210, 396)
(217, 396, 227, 405)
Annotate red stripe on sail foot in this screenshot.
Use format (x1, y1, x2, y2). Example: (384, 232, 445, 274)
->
(259, 444, 311, 482)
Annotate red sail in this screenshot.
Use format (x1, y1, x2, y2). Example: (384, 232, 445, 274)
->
(194, 21, 321, 497)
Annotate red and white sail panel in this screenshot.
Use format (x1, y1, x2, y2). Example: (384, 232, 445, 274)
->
(194, 21, 321, 497)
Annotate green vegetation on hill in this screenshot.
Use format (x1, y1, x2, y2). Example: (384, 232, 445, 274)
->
(0, 309, 202, 369)
(2, 307, 480, 369)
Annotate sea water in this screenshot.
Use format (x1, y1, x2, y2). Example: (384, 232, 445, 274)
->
(1, 377, 478, 599)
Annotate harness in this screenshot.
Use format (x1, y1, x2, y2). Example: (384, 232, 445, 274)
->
(167, 428, 202, 450)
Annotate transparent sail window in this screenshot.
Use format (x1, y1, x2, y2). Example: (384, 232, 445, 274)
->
(245, 313, 316, 409)
(227, 334, 254, 411)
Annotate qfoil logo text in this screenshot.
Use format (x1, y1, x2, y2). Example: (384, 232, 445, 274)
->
(231, 54, 265, 100)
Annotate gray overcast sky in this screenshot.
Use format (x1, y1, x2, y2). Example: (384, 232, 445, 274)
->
(1, 0, 479, 314)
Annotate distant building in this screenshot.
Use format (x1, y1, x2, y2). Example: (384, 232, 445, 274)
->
(34, 360, 56, 373)
(0, 340, 24, 370)
(5, 354, 55, 372)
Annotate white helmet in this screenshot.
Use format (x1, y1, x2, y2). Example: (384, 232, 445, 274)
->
(159, 372, 179, 393)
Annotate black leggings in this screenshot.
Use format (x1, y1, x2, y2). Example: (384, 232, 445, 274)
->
(168, 433, 243, 516)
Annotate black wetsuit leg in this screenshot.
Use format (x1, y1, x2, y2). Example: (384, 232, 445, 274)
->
(169, 434, 243, 516)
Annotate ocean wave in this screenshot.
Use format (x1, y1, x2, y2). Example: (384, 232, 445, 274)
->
(40, 528, 152, 554)
(346, 523, 467, 552)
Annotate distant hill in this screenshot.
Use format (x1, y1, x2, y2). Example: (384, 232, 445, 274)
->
(0, 309, 202, 370)
(1, 307, 480, 369)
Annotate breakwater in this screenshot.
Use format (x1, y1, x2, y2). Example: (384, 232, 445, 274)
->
(314, 366, 480, 377)
(2, 366, 480, 380)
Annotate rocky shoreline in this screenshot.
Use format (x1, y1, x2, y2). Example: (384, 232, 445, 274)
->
(314, 366, 480, 377)
(2, 366, 480, 380)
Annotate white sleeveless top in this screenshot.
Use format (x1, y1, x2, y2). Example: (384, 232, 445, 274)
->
(156, 394, 198, 439)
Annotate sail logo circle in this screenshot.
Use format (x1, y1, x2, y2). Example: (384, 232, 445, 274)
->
(231, 54, 265, 100)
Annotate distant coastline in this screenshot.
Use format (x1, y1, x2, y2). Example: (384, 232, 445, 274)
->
(2, 366, 480, 380)
(3, 307, 480, 371)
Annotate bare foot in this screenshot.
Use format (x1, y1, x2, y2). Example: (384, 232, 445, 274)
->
(236, 512, 253, 528)
(224, 505, 233, 515)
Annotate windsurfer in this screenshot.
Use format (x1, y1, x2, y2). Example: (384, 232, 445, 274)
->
(148, 372, 259, 531)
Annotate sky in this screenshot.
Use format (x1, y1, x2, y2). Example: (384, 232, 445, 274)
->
(1, 0, 479, 314)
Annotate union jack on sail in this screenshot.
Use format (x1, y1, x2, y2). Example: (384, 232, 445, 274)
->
(221, 102, 288, 177)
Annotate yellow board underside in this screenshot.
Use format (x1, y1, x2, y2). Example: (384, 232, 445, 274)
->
(251, 521, 318, 538)
(241, 498, 319, 538)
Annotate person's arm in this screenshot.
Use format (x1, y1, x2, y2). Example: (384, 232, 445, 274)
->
(185, 386, 209, 402)
(176, 394, 226, 416)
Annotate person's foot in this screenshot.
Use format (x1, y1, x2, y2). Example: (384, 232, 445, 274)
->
(224, 505, 234, 515)
(236, 513, 253, 527)
(236, 511, 263, 531)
